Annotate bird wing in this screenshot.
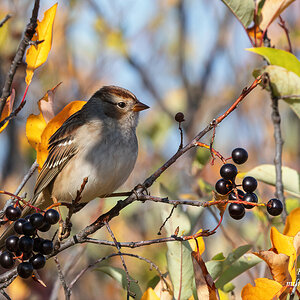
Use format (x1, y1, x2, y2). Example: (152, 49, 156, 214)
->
(34, 109, 86, 197)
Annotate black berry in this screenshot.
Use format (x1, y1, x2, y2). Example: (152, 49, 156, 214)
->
(14, 218, 26, 234)
(18, 236, 34, 253)
(40, 240, 53, 255)
(232, 148, 248, 164)
(228, 203, 245, 220)
(242, 176, 258, 193)
(215, 179, 233, 195)
(44, 209, 60, 225)
(5, 236, 19, 252)
(22, 221, 36, 236)
(17, 262, 33, 278)
(267, 198, 283, 216)
(220, 163, 238, 181)
(229, 189, 244, 200)
(5, 206, 21, 221)
(175, 112, 185, 123)
(33, 237, 44, 252)
(38, 220, 51, 232)
(0, 251, 15, 269)
(30, 213, 44, 229)
(30, 254, 46, 269)
(243, 193, 258, 209)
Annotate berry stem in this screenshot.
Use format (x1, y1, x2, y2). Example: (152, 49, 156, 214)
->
(196, 142, 226, 163)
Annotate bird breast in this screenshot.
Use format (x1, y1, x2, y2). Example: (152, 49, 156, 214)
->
(51, 121, 138, 203)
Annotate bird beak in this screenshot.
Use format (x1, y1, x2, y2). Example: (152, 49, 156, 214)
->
(132, 101, 150, 112)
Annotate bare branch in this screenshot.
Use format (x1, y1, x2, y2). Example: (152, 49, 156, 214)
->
(0, 0, 40, 116)
(54, 257, 71, 300)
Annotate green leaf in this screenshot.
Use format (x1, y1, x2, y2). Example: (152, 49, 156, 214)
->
(95, 266, 142, 299)
(221, 0, 254, 28)
(206, 245, 252, 280)
(162, 207, 194, 300)
(246, 47, 300, 77)
(246, 164, 300, 198)
(255, 65, 300, 118)
(215, 254, 262, 289)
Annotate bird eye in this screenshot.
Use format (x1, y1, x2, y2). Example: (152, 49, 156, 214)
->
(117, 102, 126, 108)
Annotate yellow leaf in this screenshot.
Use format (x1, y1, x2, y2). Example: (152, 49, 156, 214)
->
(0, 89, 15, 133)
(26, 111, 47, 149)
(259, 0, 296, 31)
(37, 100, 85, 169)
(270, 227, 297, 281)
(283, 207, 300, 236)
(26, 83, 60, 150)
(25, 3, 58, 85)
(141, 288, 160, 300)
(188, 229, 205, 255)
(241, 278, 282, 300)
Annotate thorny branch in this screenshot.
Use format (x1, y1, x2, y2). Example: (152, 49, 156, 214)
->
(0, 76, 262, 287)
(0, 0, 40, 117)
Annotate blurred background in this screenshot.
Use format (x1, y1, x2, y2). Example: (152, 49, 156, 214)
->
(0, 0, 299, 299)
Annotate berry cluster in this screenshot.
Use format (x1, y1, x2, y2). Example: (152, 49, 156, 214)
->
(214, 148, 283, 220)
(0, 206, 59, 278)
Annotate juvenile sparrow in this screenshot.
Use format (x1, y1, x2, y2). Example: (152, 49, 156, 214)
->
(31, 85, 149, 210)
(0, 85, 149, 246)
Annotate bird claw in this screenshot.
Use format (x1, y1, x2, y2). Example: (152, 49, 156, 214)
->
(132, 183, 149, 198)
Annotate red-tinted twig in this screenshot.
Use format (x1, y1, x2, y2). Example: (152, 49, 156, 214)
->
(196, 142, 226, 164)
(278, 15, 293, 53)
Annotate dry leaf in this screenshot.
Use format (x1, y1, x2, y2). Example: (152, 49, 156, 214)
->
(253, 250, 291, 285)
(25, 3, 58, 85)
(259, 0, 296, 31)
(192, 251, 219, 300)
(270, 227, 297, 281)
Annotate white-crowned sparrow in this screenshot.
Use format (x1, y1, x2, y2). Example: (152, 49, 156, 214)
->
(31, 85, 149, 210)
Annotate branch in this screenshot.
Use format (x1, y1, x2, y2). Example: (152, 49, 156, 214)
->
(54, 257, 71, 300)
(278, 15, 293, 53)
(69, 252, 170, 292)
(0, 0, 40, 116)
(269, 83, 286, 220)
(0, 14, 11, 28)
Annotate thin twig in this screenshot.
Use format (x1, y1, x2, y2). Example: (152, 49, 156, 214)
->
(0, 289, 11, 300)
(0, 161, 38, 218)
(69, 252, 170, 292)
(0, 15, 11, 28)
(157, 205, 177, 235)
(54, 257, 71, 300)
(105, 222, 135, 299)
(0, 0, 40, 116)
(278, 15, 293, 53)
